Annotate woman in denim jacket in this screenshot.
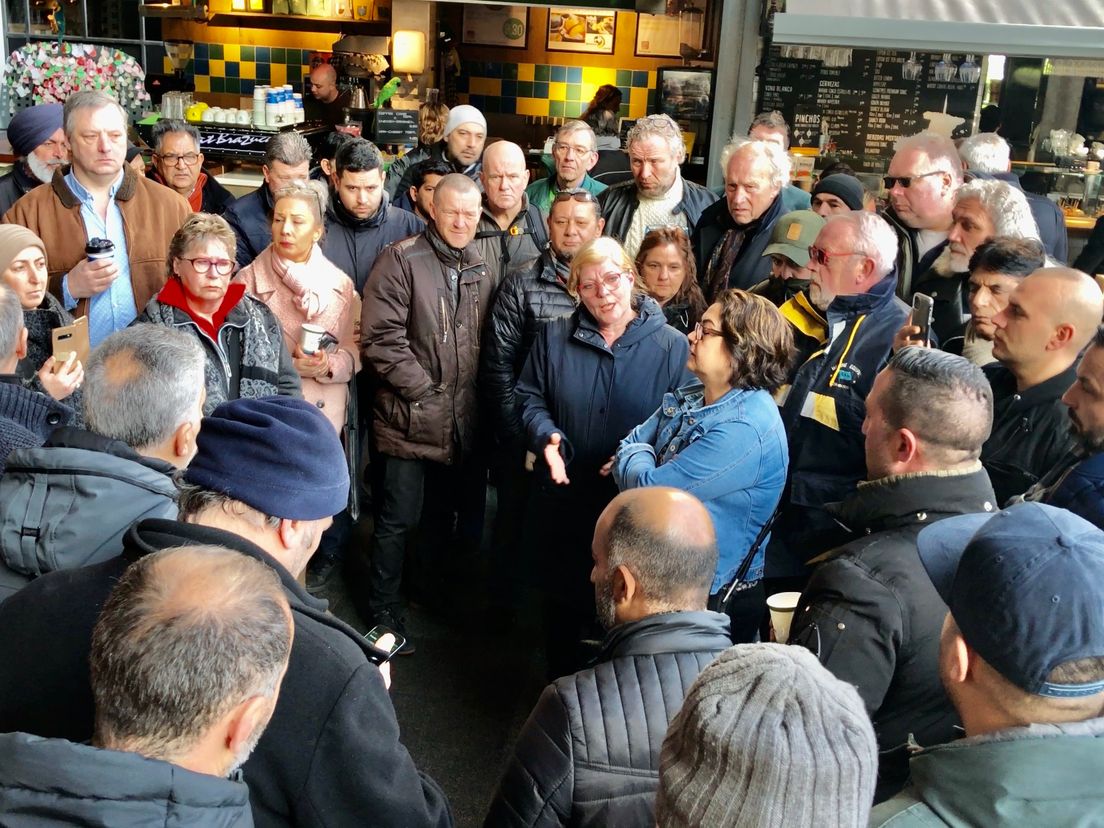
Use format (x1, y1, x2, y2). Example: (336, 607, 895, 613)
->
(614, 289, 792, 642)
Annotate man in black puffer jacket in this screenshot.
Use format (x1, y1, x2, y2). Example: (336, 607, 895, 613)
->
(322, 138, 424, 295)
(485, 487, 731, 828)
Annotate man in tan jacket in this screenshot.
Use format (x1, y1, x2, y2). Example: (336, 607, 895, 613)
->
(4, 90, 189, 346)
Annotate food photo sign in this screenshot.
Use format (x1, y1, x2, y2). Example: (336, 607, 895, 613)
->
(547, 9, 617, 55)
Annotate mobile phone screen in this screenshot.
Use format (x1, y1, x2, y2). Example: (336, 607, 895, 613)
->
(364, 624, 404, 663)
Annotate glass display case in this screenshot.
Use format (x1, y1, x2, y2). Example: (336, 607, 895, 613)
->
(1011, 162, 1103, 223)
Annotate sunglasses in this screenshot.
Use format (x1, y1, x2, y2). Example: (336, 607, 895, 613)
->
(552, 189, 600, 205)
(883, 170, 946, 190)
(807, 245, 864, 267)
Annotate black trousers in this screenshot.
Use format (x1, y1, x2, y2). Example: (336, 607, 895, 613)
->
(367, 453, 486, 616)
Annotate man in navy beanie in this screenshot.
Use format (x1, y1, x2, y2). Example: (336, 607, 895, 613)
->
(0, 396, 454, 828)
(0, 103, 66, 215)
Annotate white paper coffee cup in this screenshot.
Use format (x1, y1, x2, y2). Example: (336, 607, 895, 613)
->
(766, 591, 802, 644)
(300, 323, 325, 355)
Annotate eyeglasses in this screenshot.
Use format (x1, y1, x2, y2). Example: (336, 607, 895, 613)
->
(157, 152, 201, 167)
(693, 322, 725, 339)
(181, 257, 236, 275)
(882, 170, 945, 189)
(553, 142, 595, 157)
(552, 189, 600, 205)
(577, 271, 628, 295)
(808, 245, 863, 267)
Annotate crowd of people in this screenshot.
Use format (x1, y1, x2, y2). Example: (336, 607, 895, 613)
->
(0, 86, 1102, 827)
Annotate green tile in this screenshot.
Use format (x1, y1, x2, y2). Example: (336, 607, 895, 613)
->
(549, 99, 565, 117)
(619, 103, 630, 117)
(616, 69, 632, 86)
(241, 45, 255, 62)
(567, 101, 585, 117)
(503, 63, 518, 80)
(210, 76, 225, 93)
(534, 64, 550, 82)
(518, 80, 533, 97)
(271, 47, 286, 63)
(225, 77, 240, 93)
(567, 83, 582, 101)
(209, 43, 223, 60)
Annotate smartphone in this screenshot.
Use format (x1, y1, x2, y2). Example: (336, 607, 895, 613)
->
(910, 293, 934, 346)
(51, 316, 90, 372)
(364, 624, 405, 664)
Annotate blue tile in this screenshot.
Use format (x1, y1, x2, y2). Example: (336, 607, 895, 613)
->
(567, 66, 582, 83)
(632, 70, 648, 87)
(301, 49, 312, 64)
(241, 79, 255, 95)
(502, 79, 517, 97)
(194, 42, 209, 60)
(225, 78, 240, 94)
(256, 63, 270, 81)
(534, 81, 549, 99)
(209, 43, 224, 60)
(551, 65, 567, 82)
(225, 61, 240, 78)
(618, 85, 631, 101)
(484, 62, 502, 78)
(256, 47, 270, 63)
(469, 95, 485, 109)
(193, 58, 209, 76)
(500, 97, 516, 114)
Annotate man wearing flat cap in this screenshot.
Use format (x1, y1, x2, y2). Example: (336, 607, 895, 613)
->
(0, 396, 454, 828)
(0, 103, 67, 215)
(872, 502, 1104, 826)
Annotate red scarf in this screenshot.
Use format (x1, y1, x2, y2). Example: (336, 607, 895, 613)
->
(149, 168, 207, 212)
(157, 276, 246, 341)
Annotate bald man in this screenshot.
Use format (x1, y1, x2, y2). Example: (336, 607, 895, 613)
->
(360, 173, 494, 646)
(485, 487, 733, 828)
(476, 141, 548, 287)
(305, 63, 351, 126)
(982, 267, 1104, 502)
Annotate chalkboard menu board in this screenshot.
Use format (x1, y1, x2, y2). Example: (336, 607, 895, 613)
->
(375, 109, 420, 146)
(759, 47, 981, 171)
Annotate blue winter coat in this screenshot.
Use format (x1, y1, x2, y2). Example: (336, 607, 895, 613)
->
(518, 295, 691, 483)
(1045, 452, 1104, 530)
(614, 382, 788, 590)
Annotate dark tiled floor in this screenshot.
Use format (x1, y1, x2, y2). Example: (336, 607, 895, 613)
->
(316, 503, 548, 828)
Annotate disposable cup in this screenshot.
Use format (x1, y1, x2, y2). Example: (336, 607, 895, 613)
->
(766, 591, 802, 644)
(300, 323, 325, 355)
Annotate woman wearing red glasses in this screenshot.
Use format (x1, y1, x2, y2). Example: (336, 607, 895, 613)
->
(518, 236, 690, 678)
(136, 212, 300, 414)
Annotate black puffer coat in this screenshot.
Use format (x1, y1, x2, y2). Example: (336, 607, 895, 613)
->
(790, 466, 998, 802)
(484, 611, 732, 828)
(481, 249, 576, 443)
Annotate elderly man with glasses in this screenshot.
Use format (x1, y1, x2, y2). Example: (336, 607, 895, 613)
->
(768, 212, 911, 591)
(881, 132, 963, 299)
(525, 120, 608, 216)
(147, 119, 235, 216)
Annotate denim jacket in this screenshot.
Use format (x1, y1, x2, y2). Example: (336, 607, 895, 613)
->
(613, 381, 788, 591)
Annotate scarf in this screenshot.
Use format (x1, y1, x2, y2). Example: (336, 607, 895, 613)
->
(426, 224, 467, 269)
(552, 251, 571, 285)
(270, 244, 330, 317)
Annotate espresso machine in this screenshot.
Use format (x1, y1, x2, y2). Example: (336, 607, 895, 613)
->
(145, 39, 195, 107)
(330, 35, 389, 132)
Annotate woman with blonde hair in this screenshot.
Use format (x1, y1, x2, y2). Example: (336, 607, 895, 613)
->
(518, 236, 690, 677)
(235, 180, 359, 436)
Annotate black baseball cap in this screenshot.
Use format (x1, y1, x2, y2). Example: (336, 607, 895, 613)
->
(917, 502, 1104, 699)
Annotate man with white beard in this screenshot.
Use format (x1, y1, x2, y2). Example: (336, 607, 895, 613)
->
(909, 178, 1040, 344)
(0, 104, 67, 215)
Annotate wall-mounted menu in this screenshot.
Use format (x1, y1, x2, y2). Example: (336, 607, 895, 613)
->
(758, 47, 982, 171)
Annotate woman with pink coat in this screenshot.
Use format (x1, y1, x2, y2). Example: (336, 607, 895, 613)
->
(236, 179, 359, 435)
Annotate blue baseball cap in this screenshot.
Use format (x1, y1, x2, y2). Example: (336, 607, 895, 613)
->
(917, 502, 1104, 699)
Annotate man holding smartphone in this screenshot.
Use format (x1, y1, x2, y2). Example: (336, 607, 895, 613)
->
(0, 397, 453, 828)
